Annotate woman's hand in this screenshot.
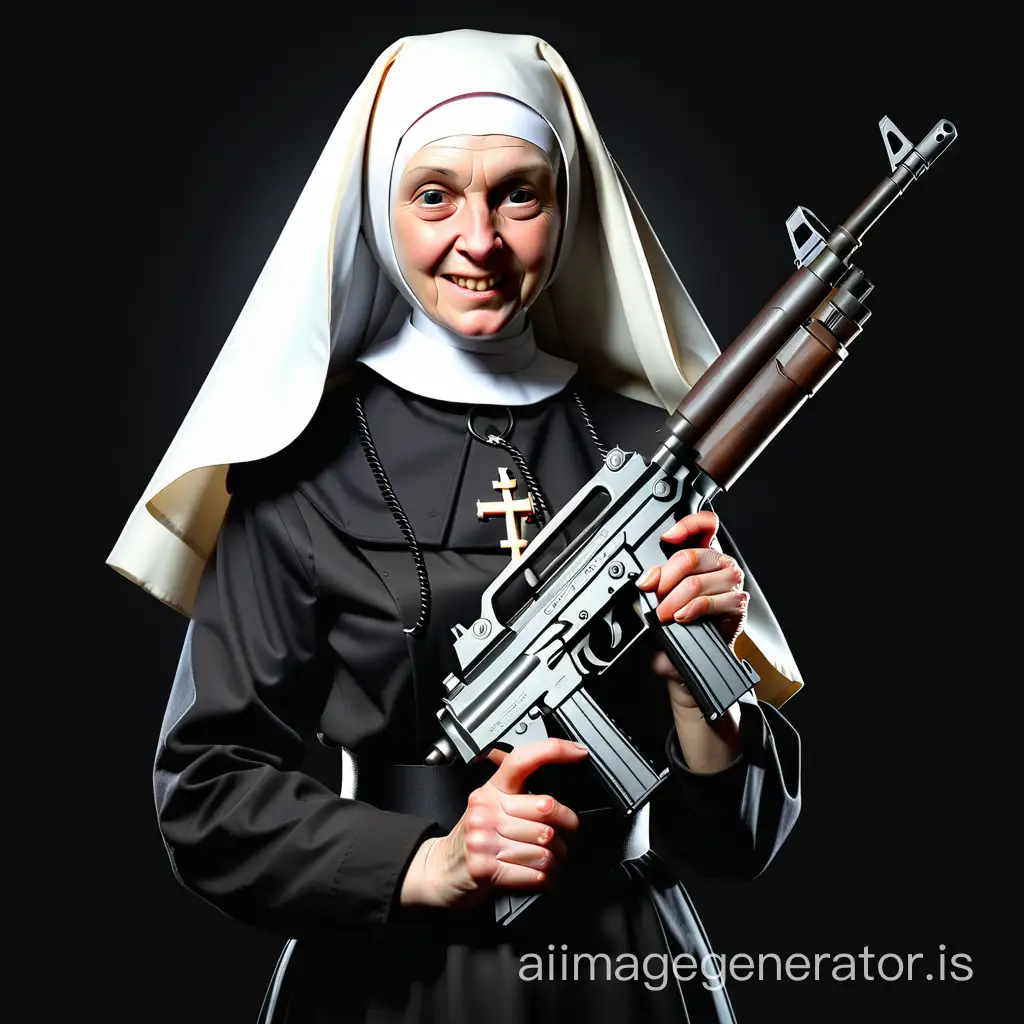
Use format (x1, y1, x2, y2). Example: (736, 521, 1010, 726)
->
(400, 738, 587, 911)
(636, 510, 749, 712)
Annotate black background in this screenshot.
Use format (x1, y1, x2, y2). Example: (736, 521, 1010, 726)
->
(83, 7, 1003, 1023)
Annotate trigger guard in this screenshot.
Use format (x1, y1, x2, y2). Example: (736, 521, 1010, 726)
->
(576, 608, 625, 671)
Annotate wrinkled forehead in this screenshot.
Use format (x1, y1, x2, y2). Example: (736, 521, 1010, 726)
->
(397, 135, 557, 186)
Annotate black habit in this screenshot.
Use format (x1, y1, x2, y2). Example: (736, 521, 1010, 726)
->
(153, 364, 801, 1023)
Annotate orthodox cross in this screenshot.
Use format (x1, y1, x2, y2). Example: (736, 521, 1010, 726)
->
(476, 467, 535, 562)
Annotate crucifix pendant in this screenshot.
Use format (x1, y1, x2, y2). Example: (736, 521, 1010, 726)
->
(476, 466, 535, 562)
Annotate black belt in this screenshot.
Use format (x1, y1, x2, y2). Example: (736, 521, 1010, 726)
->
(354, 761, 491, 832)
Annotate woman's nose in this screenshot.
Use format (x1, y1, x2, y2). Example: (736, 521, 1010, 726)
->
(454, 197, 503, 262)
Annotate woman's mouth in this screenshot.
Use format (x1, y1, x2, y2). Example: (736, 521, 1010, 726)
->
(441, 274, 504, 296)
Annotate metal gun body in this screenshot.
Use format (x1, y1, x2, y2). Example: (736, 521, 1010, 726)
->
(431, 448, 759, 813)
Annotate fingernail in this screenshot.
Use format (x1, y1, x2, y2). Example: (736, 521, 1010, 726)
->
(572, 742, 589, 752)
(636, 568, 657, 587)
(673, 606, 691, 623)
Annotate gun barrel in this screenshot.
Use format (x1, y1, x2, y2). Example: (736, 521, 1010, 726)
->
(653, 116, 957, 472)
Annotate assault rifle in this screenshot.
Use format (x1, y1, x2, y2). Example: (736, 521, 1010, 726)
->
(423, 115, 958, 923)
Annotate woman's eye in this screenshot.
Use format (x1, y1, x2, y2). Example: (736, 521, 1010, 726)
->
(507, 189, 535, 204)
(413, 190, 450, 205)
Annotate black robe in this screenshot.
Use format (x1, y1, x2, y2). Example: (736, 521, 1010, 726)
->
(153, 365, 801, 1023)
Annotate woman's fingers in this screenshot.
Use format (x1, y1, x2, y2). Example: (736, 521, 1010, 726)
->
(487, 737, 589, 796)
(656, 561, 744, 622)
(464, 822, 553, 867)
(672, 588, 748, 625)
(637, 548, 743, 623)
(659, 548, 740, 598)
(461, 779, 576, 893)
(493, 813, 572, 863)
(467, 856, 555, 892)
(660, 510, 719, 548)
(636, 548, 741, 600)
(462, 813, 555, 890)
(498, 792, 580, 833)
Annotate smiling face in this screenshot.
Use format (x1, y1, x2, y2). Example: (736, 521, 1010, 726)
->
(391, 135, 561, 337)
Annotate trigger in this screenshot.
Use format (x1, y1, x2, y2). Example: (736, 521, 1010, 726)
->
(602, 608, 623, 647)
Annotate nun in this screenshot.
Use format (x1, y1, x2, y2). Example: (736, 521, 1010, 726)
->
(108, 29, 802, 1024)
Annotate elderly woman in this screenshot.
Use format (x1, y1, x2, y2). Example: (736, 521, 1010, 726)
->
(109, 29, 801, 1024)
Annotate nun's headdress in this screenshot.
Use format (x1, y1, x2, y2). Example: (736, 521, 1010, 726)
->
(106, 29, 802, 703)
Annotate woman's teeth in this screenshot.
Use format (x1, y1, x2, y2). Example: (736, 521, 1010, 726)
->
(446, 275, 501, 291)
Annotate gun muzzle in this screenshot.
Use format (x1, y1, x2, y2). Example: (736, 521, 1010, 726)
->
(842, 117, 958, 241)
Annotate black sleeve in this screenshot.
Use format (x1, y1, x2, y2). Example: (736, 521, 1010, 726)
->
(647, 691, 802, 881)
(152, 482, 445, 942)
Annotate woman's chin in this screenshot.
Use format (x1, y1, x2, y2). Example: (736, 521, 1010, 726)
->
(437, 304, 520, 337)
